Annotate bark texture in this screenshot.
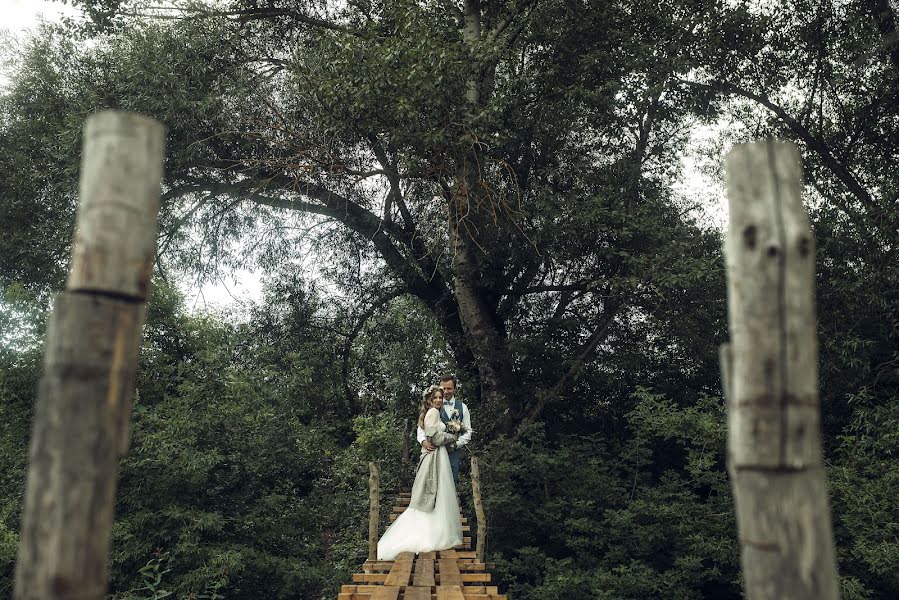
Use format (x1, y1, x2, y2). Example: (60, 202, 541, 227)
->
(14, 111, 165, 600)
(471, 456, 487, 564)
(14, 295, 146, 600)
(444, 0, 523, 434)
(68, 111, 165, 299)
(722, 140, 839, 600)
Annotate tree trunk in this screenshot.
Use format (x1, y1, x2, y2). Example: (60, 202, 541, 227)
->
(722, 140, 839, 600)
(447, 167, 521, 434)
(445, 0, 522, 435)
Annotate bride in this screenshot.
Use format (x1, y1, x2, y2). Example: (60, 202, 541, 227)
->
(377, 385, 463, 560)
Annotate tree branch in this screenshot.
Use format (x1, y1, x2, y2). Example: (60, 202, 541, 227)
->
(517, 296, 626, 432)
(440, 0, 465, 27)
(118, 5, 360, 35)
(678, 78, 886, 225)
(486, 0, 537, 44)
(367, 133, 415, 233)
(341, 290, 406, 412)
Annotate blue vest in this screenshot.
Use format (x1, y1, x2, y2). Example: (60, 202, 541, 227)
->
(439, 400, 464, 429)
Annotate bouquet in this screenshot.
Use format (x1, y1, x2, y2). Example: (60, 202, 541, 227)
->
(446, 408, 465, 436)
(446, 419, 464, 434)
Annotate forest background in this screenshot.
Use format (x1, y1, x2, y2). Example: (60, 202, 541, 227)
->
(0, 0, 897, 598)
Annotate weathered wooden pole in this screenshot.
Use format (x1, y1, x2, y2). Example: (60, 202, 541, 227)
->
(722, 140, 839, 600)
(368, 461, 380, 561)
(14, 111, 165, 600)
(470, 456, 487, 563)
(402, 418, 411, 464)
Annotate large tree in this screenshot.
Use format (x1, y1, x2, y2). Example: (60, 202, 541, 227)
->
(3, 0, 719, 435)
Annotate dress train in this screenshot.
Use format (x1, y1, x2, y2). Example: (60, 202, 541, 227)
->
(377, 445, 462, 560)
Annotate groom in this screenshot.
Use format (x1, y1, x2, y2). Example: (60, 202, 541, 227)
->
(418, 375, 472, 485)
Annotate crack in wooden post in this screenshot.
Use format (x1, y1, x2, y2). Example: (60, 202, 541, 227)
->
(723, 140, 839, 600)
(13, 111, 165, 600)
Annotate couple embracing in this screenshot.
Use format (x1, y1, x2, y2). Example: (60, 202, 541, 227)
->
(377, 375, 474, 560)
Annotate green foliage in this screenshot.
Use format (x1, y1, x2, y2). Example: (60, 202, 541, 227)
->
(478, 390, 739, 599)
(99, 281, 373, 598)
(0, 0, 897, 597)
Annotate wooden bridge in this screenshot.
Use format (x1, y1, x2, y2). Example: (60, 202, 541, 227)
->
(338, 490, 507, 600)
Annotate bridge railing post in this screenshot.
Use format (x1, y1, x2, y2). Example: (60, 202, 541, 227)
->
(722, 140, 839, 599)
(470, 456, 487, 563)
(14, 111, 165, 600)
(368, 461, 380, 562)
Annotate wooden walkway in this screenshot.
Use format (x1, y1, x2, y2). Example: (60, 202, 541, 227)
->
(338, 491, 506, 600)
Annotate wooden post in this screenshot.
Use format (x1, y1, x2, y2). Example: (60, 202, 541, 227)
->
(402, 418, 411, 463)
(368, 461, 380, 561)
(14, 111, 165, 600)
(723, 140, 839, 600)
(470, 456, 487, 563)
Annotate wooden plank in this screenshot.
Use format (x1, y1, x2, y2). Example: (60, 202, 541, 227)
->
(370, 586, 400, 600)
(436, 586, 466, 600)
(345, 585, 387, 594)
(418, 551, 437, 559)
(439, 558, 461, 575)
(461, 586, 499, 594)
(383, 569, 412, 586)
(383, 553, 414, 586)
(402, 587, 431, 600)
(412, 558, 435, 587)
(438, 558, 463, 586)
(352, 573, 387, 584)
(437, 572, 491, 584)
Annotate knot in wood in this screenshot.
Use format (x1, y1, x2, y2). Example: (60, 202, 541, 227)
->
(51, 575, 70, 594)
(742, 225, 757, 250)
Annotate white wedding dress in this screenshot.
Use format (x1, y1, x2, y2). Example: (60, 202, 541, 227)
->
(377, 408, 463, 560)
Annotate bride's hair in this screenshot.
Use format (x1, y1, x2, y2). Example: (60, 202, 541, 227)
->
(417, 385, 443, 428)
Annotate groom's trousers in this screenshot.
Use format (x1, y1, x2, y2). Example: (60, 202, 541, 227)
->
(447, 449, 461, 486)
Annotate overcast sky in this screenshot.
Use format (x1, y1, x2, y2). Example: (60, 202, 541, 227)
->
(4, 0, 76, 30)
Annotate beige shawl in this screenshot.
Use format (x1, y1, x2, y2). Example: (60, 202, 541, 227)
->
(408, 409, 456, 512)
